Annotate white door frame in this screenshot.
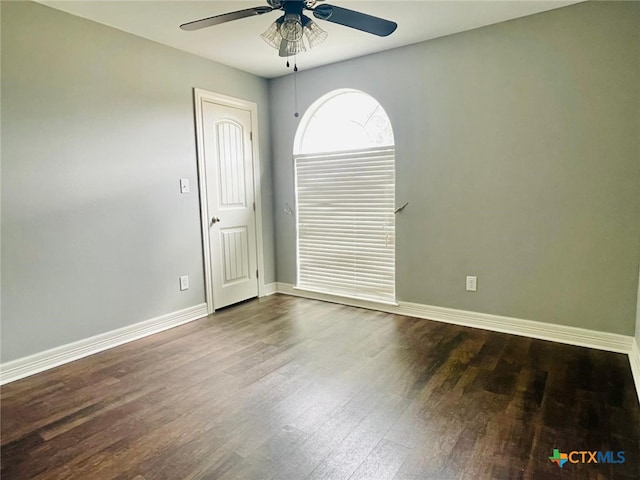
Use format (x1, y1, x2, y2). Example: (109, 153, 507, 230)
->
(194, 88, 266, 314)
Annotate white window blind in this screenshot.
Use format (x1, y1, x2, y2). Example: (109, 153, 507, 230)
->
(295, 147, 396, 304)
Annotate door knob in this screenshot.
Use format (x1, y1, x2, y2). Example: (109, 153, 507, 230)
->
(210, 217, 221, 225)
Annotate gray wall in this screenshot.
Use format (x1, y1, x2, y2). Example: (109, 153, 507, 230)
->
(1, 1, 274, 362)
(636, 266, 640, 349)
(270, 1, 640, 335)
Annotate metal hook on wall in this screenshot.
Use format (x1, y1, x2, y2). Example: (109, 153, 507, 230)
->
(394, 202, 409, 214)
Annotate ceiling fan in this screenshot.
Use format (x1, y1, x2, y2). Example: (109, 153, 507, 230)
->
(180, 0, 398, 58)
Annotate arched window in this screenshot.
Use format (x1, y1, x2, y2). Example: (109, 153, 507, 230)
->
(294, 89, 396, 303)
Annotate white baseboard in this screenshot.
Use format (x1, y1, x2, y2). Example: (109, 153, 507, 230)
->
(630, 339, 640, 405)
(0, 303, 208, 385)
(262, 282, 278, 296)
(398, 301, 633, 354)
(275, 283, 633, 354)
(276, 282, 402, 312)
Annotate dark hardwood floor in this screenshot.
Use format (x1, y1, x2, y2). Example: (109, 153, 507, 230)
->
(1, 294, 639, 479)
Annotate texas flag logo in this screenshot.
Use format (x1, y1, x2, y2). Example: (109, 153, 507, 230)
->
(549, 449, 569, 468)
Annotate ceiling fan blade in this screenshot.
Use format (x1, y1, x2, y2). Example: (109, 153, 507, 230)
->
(180, 6, 274, 31)
(312, 4, 397, 37)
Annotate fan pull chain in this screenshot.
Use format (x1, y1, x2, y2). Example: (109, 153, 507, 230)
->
(293, 59, 299, 118)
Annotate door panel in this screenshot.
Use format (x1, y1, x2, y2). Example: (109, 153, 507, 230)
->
(203, 101, 258, 309)
(221, 227, 249, 284)
(216, 121, 246, 207)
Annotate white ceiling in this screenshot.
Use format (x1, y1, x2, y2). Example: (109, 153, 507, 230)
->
(38, 0, 582, 79)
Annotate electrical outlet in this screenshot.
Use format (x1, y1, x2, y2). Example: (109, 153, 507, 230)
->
(180, 178, 190, 194)
(466, 276, 477, 292)
(180, 275, 189, 291)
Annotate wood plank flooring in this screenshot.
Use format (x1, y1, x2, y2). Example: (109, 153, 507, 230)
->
(1, 294, 639, 479)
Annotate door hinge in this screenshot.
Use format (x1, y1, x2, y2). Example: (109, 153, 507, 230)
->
(253, 202, 256, 211)
(250, 131, 253, 141)
(256, 269, 259, 278)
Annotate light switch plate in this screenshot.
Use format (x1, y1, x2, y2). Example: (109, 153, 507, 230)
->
(180, 178, 190, 194)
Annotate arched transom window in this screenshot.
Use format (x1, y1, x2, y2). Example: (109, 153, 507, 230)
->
(294, 89, 396, 303)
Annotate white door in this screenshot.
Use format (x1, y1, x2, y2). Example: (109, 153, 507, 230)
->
(202, 101, 258, 309)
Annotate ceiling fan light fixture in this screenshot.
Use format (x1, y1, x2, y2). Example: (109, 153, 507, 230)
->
(281, 13, 304, 42)
(302, 17, 327, 49)
(280, 37, 307, 57)
(261, 17, 284, 49)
